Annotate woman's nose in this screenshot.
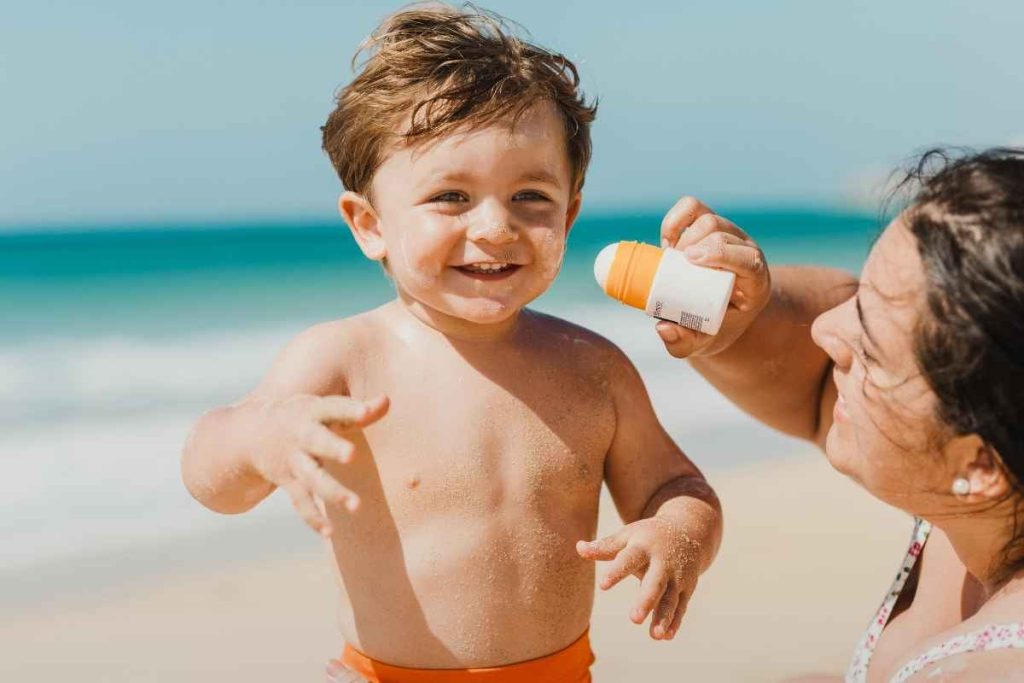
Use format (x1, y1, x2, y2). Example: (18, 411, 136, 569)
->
(811, 301, 853, 371)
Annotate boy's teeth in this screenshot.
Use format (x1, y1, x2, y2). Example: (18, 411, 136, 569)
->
(463, 263, 512, 273)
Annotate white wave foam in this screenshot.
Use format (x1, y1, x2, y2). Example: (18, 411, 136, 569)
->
(0, 327, 297, 425)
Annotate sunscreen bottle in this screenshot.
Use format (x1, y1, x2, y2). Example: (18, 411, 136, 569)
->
(593, 241, 735, 335)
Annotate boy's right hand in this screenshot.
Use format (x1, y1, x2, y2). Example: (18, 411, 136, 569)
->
(657, 196, 771, 359)
(247, 394, 389, 536)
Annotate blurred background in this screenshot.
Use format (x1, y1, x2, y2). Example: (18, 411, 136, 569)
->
(3, 1, 1023, 680)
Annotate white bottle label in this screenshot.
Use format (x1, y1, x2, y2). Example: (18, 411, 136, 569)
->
(644, 249, 735, 335)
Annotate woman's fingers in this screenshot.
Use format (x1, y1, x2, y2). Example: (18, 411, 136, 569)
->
(673, 212, 752, 252)
(282, 480, 332, 536)
(685, 232, 766, 281)
(631, 562, 668, 625)
(661, 196, 714, 248)
(651, 581, 680, 639)
(291, 451, 360, 511)
(600, 545, 647, 591)
(655, 321, 711, 359)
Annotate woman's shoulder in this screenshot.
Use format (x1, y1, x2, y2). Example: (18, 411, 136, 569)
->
(903, 631, 1024, 682)
(898, 591, 1024, 682)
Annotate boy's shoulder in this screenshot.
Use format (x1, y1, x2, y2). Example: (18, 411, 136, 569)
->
(260, 309, 387, 397)
(524, 309, 636, 374)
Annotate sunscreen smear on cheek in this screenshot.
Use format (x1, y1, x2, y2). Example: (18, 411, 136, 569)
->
(594, 241, 735, 334)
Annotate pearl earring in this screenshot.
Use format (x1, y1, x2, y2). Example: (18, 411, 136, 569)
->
(952, 477, 971, 497)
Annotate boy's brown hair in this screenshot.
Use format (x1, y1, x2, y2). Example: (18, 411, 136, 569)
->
(321, 3, 597, 196)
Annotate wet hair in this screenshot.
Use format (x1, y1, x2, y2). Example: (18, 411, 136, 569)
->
(321, 2, 597, 196)
(897, 147, 1024, 569)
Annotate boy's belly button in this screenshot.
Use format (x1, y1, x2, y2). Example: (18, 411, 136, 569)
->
(406, 474, 421, 489)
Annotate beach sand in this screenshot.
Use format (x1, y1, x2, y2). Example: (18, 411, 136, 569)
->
(1, 448, 907, 682)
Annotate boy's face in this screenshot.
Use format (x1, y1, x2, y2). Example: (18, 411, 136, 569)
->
(345, 101, 581, 325)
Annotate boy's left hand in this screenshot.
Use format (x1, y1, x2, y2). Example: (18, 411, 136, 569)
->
(576, 517, 700, 641)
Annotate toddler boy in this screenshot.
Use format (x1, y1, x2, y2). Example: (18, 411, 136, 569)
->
(182, 5, 722, 681)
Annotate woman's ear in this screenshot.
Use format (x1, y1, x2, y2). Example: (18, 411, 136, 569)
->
(955, 435, 1013, 502)
(338, 191, 386, 261)
(565, 193, 582, 238)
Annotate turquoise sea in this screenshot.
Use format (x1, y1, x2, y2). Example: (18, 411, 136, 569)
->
(1, 209, 874, 341)
(0, 208, 877, 576)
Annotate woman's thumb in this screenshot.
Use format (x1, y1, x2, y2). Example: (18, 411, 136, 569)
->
(655, 322, 702, 359)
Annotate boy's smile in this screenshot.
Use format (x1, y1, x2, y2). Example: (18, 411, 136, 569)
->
(453, 261, 521, 279)
(339, 100, 582, 332)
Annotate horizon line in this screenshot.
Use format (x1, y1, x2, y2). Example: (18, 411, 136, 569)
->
(0, 201, 878, 237)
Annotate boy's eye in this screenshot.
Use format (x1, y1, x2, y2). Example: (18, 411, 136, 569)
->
(429, 191, 468, 203)
(513, 190, 550, 202)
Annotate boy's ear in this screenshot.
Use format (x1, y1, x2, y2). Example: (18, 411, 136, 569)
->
(338, 191, 387, 261)
(565, 192, 583, 238)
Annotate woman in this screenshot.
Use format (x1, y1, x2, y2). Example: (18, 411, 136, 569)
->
(655, 148, 1024, 681)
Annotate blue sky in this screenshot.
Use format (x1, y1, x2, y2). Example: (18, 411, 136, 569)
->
(2, 0, 1022, 228)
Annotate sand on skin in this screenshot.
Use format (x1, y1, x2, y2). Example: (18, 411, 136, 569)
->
(0, 450, 908, 681)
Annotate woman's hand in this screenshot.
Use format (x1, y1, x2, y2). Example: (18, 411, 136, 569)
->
(657, 196, 772, 358)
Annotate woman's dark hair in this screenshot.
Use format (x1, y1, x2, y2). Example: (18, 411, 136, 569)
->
(897, 147, 1024, 567)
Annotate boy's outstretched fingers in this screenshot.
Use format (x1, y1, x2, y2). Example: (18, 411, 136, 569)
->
(576, 531, 643, 591)
(650, 581, 679, 639)
(598, 544, 648, 592)
(290, 450, 360, 512)
(631, 561, 668, 625)
(282, 480, 332, 536)
(666, 591, 691, 640)
(303, 424, 356, 464)
(575, 531, 626, 562)
(317, 394, 390, 430)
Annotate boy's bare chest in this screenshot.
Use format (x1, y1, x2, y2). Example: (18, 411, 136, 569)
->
(349, 354, 615, 508)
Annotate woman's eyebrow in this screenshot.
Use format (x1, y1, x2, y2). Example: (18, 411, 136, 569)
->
(855, 295, 883, 356)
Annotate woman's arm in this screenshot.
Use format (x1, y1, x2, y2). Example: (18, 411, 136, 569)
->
(654, 197, 856, 447)
(686, 265, 853, 447)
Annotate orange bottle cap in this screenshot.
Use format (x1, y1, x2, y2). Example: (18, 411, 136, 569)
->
(599, 241, 664, 309)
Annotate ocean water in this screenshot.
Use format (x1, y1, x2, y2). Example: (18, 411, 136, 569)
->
(0, 209, 877, 577)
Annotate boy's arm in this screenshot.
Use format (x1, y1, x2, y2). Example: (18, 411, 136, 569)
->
(180, 322, 388, 534)
(576, 346, 722, 641)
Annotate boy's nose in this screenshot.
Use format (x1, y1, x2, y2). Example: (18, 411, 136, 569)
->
(466, 215, 518, 245)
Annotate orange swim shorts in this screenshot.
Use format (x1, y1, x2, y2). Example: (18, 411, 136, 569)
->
(333, 629, 594, 683)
